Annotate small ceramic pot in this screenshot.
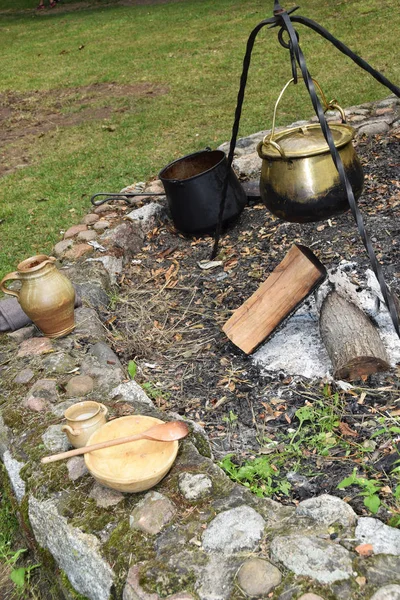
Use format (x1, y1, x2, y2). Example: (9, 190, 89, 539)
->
(62, 401, 108, 448)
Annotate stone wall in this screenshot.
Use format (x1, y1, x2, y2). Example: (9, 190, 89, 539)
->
(1, 95, 400, 600)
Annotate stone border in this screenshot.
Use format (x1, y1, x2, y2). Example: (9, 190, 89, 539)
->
(1, 95, 400, 600)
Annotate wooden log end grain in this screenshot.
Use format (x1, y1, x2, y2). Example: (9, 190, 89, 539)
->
(222, 243, 326, 354)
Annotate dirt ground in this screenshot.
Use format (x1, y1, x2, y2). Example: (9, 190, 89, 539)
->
(106, 128, 400, 515)
(0, 83, 168, 177)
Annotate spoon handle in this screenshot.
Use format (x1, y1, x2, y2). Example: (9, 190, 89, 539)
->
(41, 431, 148, 464)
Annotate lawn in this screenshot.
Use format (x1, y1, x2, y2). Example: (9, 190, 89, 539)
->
(0, 0, 399, 280)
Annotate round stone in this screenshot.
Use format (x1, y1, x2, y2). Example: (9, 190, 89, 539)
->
(65, 375, 94, 398)
(202, 505, 265, 554)
(64, 224, 87, 239)
(77, 230, 97, 242)
(81, 213, 100, 225)
(53, 239, 73, 257)
(93, 220, 110, 232)
(237, 558, 282, 597)
(370, 585, 400, 600)
(298, 594, 326, 600)
(64, 244, 94, 260)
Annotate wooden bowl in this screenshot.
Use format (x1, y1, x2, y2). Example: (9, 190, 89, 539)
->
(84, 415, 179, 493)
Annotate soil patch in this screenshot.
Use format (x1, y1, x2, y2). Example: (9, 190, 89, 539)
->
(111, 128, 400, 517)
(0, 82, 168, 177)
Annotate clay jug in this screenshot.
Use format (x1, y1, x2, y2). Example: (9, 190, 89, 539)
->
(0, 255, 75, 338)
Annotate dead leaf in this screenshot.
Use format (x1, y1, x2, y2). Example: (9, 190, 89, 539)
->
(355, 543, 374, 557)
(338, 422, 358, 437)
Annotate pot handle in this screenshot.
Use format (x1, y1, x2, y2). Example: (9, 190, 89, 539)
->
(0, 272, 21, 298)
(263, 78, 346, 158)
(61, 424, 80, 437)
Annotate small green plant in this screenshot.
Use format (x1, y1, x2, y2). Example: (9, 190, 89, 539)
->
(128, 360, 137, 380)
(222, 410, 238, 425)
(337, 468, 382, 514)
(218, 453, 291, 497)
(141, 381, 170, 403)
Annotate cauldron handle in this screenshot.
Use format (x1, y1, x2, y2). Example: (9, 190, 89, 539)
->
(263, 77, 346, 158)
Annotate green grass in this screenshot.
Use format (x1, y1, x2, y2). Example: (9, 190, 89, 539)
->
(0, 0, 399, 279)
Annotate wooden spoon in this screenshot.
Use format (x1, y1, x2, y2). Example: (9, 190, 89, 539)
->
(41, 420, 189, 465)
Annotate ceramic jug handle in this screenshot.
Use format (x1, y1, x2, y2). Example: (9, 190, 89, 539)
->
(61, 425, 80, 437)
(100, 405, 108, 417)
(0, 272, 21, 298)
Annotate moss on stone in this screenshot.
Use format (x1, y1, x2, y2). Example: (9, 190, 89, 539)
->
(191, 431, 212, 459)
(103, 519, 156, 597)
(139, 561, 197, 597)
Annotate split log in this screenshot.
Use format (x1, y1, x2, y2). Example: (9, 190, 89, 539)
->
(319, 290, 390, 381)
(222, 244, 326, 354)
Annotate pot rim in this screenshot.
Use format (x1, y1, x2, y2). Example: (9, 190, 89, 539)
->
(259, 122, 356, 160)
(17, 254, 55, 273)
(159, 149, 226, 182)
(64, 401, 101, 422)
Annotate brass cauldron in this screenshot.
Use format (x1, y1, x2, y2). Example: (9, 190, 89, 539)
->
(257, 79, 364, 223)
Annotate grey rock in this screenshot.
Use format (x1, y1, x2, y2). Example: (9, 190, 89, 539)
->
(196, 554, 241, 600)
(65, 375, 94, 397)
(356, 517, 400, 555)
(7, 325, 36, 343)
(178, 473, 212, 501)
(42, 425, 70, 452)
(77, 230, 98, 242)
(79, 355, 123, 394)
(295, 494, 357, 528)
(14, 368, 35, 384)
(297, 595, 325, 600)
(370, 586, 400, 600)
(357, 119, 390, 136)
(75, 283, 109, 312)
(67, 457, 89, 481)
(202, 505, 265, 554)
(0, 415, 11, 458)
(101, 222, 143, 258)
(89, 482, 125, 508)
(355, 554, 400, 586)
(286, 471, 317, 496)
(29, 496, 114, 600)
(3, 451, 25, 502)
(89, 342, 122, 368)
(233, 152, 262, 179)
(82, 213, 100, 225)
(41, 352, 77, 374)
(86, 256, 123, 285)
(236, 558, 282, 597)
(93, 220, 110, 231)
(74, 307, 106, 342)
(62, 260, 111, 291)
(54, 239, 73, 257)
(130, 491, 176, 534)
(377, 97, 398, 108)
(110, 381, 154, 408)
(126, 203, 165, 233)
(26, 378, 58, 403)
(270, 535, 353, 583)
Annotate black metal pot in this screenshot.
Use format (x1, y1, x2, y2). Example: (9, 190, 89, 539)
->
(159, 149, 247, 234)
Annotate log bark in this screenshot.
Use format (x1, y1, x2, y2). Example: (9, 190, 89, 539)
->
(319, 290, 390, 381)
(222, 244, 326, 354)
